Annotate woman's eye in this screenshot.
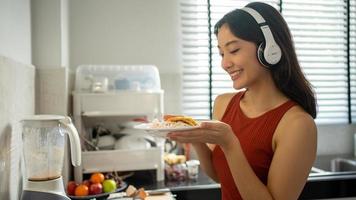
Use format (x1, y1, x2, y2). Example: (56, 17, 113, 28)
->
(219, 53, 224, 57)
(230, 49, 240, 54)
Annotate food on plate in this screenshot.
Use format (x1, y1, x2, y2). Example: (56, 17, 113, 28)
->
(164, 153, 188, 181)
(164, 153, 186, 165)
(150, 115, 198, 128)
(102, 179, 117, 193)
(126, 185, 147, 199)
(82, 179, 91, 187)
(66, 181, 78, 195)
(89, 183, 103, 195)
(74, 184, 89, 196)
(165, 115, 198, 126)
(90, 172, 105, 184)
(66, 172, 124, 197)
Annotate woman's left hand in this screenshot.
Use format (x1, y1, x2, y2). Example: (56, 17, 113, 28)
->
(167, 121, 237, 149)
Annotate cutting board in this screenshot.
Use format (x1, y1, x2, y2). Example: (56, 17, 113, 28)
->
(146, 192, 175, 200)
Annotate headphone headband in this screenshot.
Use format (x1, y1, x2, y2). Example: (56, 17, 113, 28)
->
(241, 7, 266, 24)
(241, 7, 282, 66)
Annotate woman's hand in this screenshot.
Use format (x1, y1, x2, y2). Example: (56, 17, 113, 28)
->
(167, 121, 238, 150)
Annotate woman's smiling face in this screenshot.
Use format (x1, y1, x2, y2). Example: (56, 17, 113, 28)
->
(217, 24, 269, 90)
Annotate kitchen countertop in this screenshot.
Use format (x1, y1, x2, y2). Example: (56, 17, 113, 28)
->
(124, 169, 219, 192)
(124, 154, 356, 192)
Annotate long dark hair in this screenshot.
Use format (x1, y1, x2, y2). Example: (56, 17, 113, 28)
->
(214, 2, 317, 118)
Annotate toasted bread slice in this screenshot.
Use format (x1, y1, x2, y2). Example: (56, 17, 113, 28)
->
(165, 116, 198, 126)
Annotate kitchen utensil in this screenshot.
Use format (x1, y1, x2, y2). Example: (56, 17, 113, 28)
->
(114, 135, 151, 150)
(20, 115, 81, 200)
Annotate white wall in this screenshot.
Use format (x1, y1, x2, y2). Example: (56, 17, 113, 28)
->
(31, 0, 69, 68)
(0, 0, 34, 199)
(68, 0, 182, 114)
(0, 0, 31, 65)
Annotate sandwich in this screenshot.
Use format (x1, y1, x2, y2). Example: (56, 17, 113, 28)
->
(150, 115, 198, 128)
(164, 115, 198, 126)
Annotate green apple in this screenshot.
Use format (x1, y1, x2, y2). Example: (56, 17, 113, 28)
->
(102, 179, 117, 193)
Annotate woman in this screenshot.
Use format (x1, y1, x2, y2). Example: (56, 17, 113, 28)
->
(168, 2, 317, 200)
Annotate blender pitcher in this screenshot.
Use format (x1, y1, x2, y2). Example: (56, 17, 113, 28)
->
(21, 115, 81, 200)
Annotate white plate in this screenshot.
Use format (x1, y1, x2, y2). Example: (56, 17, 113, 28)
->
(134, 123, 200, 138)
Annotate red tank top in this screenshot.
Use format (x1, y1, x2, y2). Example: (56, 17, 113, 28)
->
(212, 91, 296, 200)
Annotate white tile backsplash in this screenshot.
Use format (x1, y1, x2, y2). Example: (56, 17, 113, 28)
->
(35, 67, 69, 115)
(160, 73, 182, 115)
(316, 124, 356, 155)
(0, 55, 35, 200)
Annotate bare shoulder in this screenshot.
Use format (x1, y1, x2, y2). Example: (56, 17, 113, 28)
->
(283, 106, 316, 130)
(269, 105, 317, 199)
(273, 105, 317, 147)
(213, 92, 238, 120)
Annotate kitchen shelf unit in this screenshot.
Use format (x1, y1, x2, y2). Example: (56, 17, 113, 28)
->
(72, 91, 165, 183)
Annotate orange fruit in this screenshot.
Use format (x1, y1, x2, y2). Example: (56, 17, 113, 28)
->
(90, 172, 105, 184)
(74, 184, 89, 196)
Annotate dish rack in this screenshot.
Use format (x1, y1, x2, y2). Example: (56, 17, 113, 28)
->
(72, 65, 165, 182)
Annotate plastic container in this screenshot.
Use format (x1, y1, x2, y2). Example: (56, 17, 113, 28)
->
(186, 160, 200, 180)
(75, 65, 161, 93)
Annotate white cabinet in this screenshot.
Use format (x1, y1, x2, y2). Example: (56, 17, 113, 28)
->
(73, 91, 165, 182)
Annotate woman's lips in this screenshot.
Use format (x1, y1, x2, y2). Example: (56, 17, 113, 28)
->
(230, 69, 243, 80)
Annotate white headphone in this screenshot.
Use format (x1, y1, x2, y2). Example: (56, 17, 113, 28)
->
(241, 7, 282, 68)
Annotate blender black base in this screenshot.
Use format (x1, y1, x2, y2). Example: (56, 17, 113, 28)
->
(21, 190, 70, 200)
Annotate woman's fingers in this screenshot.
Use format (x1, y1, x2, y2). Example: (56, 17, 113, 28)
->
(168, 129, 220, 143)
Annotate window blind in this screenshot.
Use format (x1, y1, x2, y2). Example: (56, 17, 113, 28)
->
(180, 0, 353, 124)
(283, 0, 348, 123)
(180, 0, 210, 119)
(351, 0, 356, 122)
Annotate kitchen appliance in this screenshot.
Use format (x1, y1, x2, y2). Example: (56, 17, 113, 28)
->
(73, 65, 165, 182)
(20, 115, 81, 200)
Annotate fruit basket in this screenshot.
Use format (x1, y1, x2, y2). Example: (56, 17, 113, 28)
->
(68, 181, 127, 200)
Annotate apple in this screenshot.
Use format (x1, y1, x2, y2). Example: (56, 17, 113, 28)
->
(82, 180, 91, 187)
(89, 183, 103, 195)
(66, 181, 78, 195)
(102, 179, 117, 193)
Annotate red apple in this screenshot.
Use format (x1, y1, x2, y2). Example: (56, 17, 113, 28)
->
(66, 181, 78, 195)
(89, 183, 103, 195)
(82, 180, 91, 187)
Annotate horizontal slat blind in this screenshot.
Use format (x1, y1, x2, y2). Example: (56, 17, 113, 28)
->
(283, 0, 348, 123)
(180, 0, 352, 124)
(180, 0, 210, 119)
(351, 0, 356, 122)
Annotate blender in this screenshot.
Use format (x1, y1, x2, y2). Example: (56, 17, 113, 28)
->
(20, 115, 81, 200)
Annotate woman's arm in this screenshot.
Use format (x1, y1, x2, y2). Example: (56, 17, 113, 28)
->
(222, 107, 317, 200)
(191, 143, 219, 182)
(191, 93, 236, 183)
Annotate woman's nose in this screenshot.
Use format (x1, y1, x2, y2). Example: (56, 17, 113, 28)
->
(222, 58, 233, 70)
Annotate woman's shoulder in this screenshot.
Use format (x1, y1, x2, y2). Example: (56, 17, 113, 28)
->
(213, 91, 242, 120)
(283, 105, 315, 125)
(273, 105, 317, 147)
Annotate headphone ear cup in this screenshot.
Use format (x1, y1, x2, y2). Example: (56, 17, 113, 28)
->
(257, 42, 271, 68)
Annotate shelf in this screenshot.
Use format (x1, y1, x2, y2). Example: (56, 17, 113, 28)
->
(73, 92, 164, 115)
(81, 147, 164, 174)
(82, 111, 149, 117)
